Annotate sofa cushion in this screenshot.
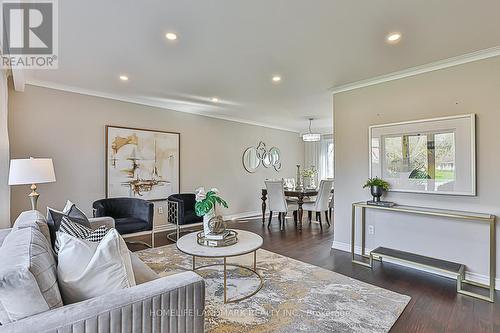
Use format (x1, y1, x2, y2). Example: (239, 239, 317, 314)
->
(62, 200, 90, 224)
(56, 229, 136, 304)
(0, 227, 63, 324)
(114, 217, 150, 234)
(0, 229, 10, 247)
(11, 210, 51, 245)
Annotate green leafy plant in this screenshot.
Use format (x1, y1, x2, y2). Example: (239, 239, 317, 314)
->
(302, 168, 316, 178)
(194, 187, 229, 217)
(362, 177, 390, 191)
(409, 167, 431, 179)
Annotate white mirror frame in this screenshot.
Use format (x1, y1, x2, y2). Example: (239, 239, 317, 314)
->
(368, 114, 476, 196)
(242, 141, 282, 173)
(242, 147, 260, 173)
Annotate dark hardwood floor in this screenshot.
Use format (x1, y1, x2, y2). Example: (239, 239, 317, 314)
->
(128, 217, 500, 333)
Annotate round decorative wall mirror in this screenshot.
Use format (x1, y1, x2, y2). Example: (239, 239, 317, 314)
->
(242, 147, 260, 173)
(269, 147, 280, 165)
(242, 142, 282, 173)
(262, 153, 272, 168)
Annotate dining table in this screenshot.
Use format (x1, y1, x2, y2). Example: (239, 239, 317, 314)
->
(261, 188, 321, 231)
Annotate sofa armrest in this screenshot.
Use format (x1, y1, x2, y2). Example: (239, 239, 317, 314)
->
(88, 217, 116, 230)
(137, 201, 154, 229)
(0, 228, 11, 247)
(2, 271, 205, 333)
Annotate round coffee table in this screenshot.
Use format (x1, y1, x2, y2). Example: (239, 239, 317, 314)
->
(176, 229, 264, 303)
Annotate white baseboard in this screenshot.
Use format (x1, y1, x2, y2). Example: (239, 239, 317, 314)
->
(223, 210, 262, 220)
(154, 222, 203, 233)
(152, 211, 262, 233)
(332, 241, 500, 290)
(225, 211, 296, 221)
(122, 230, 153, 238)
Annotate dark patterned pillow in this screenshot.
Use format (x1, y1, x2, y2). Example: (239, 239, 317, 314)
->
(86, 226, 109, 242)
(58, 216, 92, 238)
(54, 217, 111, 253)
(63, 200, 90, 225)
(46, 207, 90, 247)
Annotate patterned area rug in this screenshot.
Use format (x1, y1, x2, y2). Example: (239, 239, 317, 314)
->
(137, 245, 410, 333)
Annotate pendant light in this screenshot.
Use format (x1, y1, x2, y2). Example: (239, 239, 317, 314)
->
(302, 118, 321, 142)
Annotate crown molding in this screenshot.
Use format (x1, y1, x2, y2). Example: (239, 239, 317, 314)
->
(331, 45, 500, 94)
(24, 79, 300, 133)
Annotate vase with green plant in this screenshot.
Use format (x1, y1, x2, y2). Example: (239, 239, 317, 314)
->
(195, 187, 229, 236)
(302, 167, 317, 189)
(363, 177, 390, 202)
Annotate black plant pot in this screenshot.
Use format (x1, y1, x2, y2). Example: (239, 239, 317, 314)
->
(370, 185, 384, 202)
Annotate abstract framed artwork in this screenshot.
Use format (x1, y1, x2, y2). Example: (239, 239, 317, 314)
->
(369, 114, 476, 196)
(106, 126, 180, 201)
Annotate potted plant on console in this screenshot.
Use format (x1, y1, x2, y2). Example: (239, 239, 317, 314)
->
(363, 177, 393, 206)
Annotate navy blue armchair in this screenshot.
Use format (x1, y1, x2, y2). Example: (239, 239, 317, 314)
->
(93, 197, 154, 247)
(167, 194, 203, 241)
(167, 193, 203, 226)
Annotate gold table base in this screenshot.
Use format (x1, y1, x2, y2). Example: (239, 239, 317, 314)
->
(192, 250, 264, 303)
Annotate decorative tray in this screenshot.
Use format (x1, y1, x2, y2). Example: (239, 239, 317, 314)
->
(196, 230, 238, 247)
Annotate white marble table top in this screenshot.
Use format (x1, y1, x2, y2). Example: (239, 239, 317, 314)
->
(176, 229, 263, 258)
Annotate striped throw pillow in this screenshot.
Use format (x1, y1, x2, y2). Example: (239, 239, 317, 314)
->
(54, 217, 111, 253)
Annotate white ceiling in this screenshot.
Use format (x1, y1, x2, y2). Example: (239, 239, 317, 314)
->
(25, 0, 500, 133)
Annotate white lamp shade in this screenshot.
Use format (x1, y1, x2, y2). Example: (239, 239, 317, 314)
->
(8, 158, 56, 185)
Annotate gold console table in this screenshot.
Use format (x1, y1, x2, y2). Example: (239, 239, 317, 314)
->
(351, 202, 496, 302)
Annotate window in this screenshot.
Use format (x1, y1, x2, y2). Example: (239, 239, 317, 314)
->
(382, 131, 456, 191)
(326, 140, 334, 179)
(320, 135, 334, 180)
(304, 134, 334, 181)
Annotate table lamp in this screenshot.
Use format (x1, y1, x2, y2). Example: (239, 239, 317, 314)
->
(8, 157, 56, 210)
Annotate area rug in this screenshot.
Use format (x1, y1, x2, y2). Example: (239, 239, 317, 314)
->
(137, 245, 410, 333)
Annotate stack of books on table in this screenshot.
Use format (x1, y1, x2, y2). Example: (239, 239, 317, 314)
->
(205, 230, 230, 240)
(366, 201, 396, 207)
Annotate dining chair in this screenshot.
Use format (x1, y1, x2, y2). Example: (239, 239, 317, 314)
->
(328, 186, 334, 221)
(302, 179, 334, 229)
(329, 192, 334, 222)
(264, 180, 298, 231)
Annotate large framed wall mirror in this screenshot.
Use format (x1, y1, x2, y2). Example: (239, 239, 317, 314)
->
(369, 114, 476, 196)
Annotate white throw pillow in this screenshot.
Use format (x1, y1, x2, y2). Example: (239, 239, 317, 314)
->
(56, 229, 136, 304)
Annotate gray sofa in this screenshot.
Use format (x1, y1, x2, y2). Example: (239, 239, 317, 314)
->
(0, 211, 205, 333)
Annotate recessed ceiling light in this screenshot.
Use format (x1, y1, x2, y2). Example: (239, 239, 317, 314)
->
(386, 32, 402, 43)
(211, 97, 219, 103)
(272, 75, 282, 83)
(119, 75, 129, 81)
(165, 32, 178, 41)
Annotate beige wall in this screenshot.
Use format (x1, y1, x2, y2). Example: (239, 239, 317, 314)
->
(334, 56, 500, 282)
(8, 83, 304, 225)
